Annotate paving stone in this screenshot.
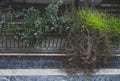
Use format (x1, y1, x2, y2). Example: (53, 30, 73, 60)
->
(0, 75, 119, 81)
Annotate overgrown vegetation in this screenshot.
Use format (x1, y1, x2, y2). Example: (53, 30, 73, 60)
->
(64, 8, 111, 75)
(0, 0, 67, 46)
(0, 0, 120, 75)
(108, 16, 120, 46)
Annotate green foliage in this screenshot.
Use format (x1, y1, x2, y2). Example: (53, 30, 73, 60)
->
(11, 20, 45, 47)
(64, 8, 111, 33)
(108, 17, 120, 35)
(0, 0, 68, 46)
(7, 7, 46, 46)
(77, 8, 109, 32)
(107, 16, 120, 45)
(0, 7, 25, 32)
(43, 0, 68, 33)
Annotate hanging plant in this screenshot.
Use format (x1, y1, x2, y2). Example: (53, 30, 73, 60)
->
(64, 7, 120, 75)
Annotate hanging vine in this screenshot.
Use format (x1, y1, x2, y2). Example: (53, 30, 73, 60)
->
(64, 8, 113, 75)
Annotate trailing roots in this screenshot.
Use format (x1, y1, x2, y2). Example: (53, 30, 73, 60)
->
(66, 25, 111, 75)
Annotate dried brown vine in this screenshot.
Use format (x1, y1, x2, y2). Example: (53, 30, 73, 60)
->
(66, 24, 111, 75)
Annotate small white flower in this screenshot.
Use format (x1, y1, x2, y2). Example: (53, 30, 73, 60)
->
(34, 33, 38, 36)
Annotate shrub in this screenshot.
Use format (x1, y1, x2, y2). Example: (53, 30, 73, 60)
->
(108, 16, 120, 46)
(7, 7, 45, 46)
(64, 7, 119, 75)
(43, 0, 68, 33)
(0, 0, 68, 46)
(78, 8, 109, 32)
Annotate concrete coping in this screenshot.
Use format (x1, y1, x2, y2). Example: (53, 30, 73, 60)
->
(0, 53, 119, 57)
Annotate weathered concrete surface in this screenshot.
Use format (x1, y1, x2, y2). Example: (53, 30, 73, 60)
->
(0, 56, 119, 81)
(0, 56, 66, 69)
(0, 75, 119, 81)
(0, 69, 120, 75)
(0, 56, 119, 69)
(13, 0, 73, 4)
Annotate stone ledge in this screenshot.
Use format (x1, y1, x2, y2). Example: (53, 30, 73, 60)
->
(0, 53, 66, 57)
(0, 69, 120, 76)
(0, 53, 119, 57)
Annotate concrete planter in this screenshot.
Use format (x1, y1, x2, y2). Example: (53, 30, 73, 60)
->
(0, 33, 67, 53)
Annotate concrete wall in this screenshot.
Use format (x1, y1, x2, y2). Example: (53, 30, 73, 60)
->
(13, 0, 73, 4)
(12, 0, 102, 6)
(0, 0, 102, 6)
